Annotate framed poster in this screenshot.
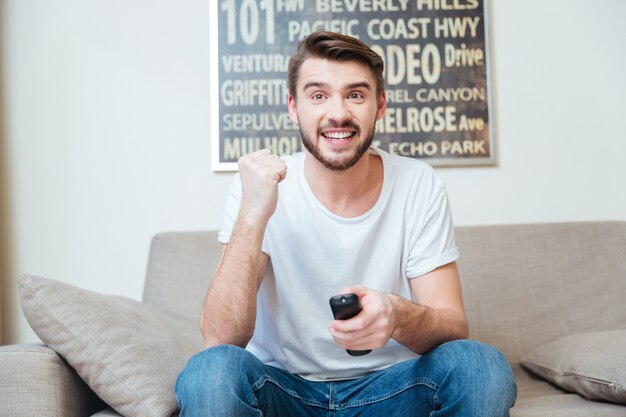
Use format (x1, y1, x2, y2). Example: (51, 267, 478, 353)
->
(211, 0, 494, 171)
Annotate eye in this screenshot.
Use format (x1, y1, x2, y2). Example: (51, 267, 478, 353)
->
(311, 93, 326, 102)
(349, 92, 365, 102)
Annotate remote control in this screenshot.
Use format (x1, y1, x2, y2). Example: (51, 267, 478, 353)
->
(329, 293, 372, 356)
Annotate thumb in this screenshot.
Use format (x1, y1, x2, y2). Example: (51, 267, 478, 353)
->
(338, 285, 368, 298)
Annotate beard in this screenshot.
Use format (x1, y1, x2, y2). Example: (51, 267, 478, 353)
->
(300, 122, 376, 171)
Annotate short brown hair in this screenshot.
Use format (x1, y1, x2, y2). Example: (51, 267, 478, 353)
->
(287, 31, 385, 99)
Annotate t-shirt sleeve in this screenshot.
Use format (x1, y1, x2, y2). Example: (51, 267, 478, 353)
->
(216, 173, 271, 255)
(405, 172, 459, 279)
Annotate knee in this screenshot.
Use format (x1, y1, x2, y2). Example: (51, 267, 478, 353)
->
(435, 340, 517, 405)
(466, 341, 516, 397)
(175, 344, 257, 400)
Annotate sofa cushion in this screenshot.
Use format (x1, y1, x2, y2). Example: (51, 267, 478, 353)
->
(520, 330, 626, 404)
(91, 408, 179, 417)
(0, 344, 104, 417)
(511, 393, 626, 417)
(19, 274, 202, 417)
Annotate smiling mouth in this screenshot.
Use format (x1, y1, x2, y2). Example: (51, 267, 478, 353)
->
(321, 130, 356, 140)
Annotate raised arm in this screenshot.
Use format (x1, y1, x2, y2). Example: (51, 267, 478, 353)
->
(200, 149, 287, 348)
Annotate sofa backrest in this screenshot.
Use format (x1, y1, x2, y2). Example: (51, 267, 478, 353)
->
(455, 221, 626, 363)
(142, 231, 219, 343)
(143, 222, 626, 364)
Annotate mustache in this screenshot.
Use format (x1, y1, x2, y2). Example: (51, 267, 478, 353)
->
(317, 121, 360, 134)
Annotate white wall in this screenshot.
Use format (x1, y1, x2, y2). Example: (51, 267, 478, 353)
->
(443, 0, 626, 224)
(3, 0, 625, 344)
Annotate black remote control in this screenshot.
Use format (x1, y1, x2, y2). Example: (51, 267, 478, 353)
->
(329, 293, 372, 356)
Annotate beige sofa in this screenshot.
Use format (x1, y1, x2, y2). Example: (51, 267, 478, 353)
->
(1, 221, 625, 416)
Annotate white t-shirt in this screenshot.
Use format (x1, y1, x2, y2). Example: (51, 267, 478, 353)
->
(218, 148, 459, 381)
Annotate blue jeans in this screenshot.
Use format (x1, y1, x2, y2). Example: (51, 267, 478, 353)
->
(175, 340, 516, 417)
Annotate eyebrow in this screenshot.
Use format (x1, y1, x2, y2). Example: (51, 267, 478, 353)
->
(302, 81, 372, 92)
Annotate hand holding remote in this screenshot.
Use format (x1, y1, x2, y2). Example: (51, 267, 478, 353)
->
(329, 293, 372, 356)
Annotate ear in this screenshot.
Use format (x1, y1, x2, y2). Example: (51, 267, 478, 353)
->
(375, 91, 387, 121)
(288, 95, 299, 125)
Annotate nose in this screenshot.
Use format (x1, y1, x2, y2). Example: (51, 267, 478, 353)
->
(326, 97, 352, 125)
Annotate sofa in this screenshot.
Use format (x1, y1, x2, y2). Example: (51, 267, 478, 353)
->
(1, 221, 625, 417)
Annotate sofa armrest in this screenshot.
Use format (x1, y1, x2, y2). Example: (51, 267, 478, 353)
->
(0, 344, 105, 417)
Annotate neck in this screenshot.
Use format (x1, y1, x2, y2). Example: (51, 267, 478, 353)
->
(304, 149, 383, 218)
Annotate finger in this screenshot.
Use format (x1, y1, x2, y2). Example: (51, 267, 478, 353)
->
(243, 154, 287, 183)
(253, 153, 285, 171)
(329, 326, 378, 350)
(329, 309, 374, 332)
(329, 324, 373, 340)
(271, 159, 288, 183)
(238, 148, 271, 165)
(255, 148, 273, 156)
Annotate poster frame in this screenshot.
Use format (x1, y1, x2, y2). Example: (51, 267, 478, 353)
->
(210, 0, 496, 171)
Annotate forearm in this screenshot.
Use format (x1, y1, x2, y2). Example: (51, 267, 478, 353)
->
(200, 215, 266, 348)
(389, 294, 469, 355)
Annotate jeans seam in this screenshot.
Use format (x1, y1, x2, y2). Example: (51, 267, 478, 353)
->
(251, 375, 328, 408)
(333, 377, 439, 409)
(429, 391, 442, 416)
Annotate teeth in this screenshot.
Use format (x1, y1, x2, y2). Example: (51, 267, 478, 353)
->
(323, 131, 354, 140)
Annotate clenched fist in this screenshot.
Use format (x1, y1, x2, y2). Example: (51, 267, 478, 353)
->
(328, 285, 396, 352)
(238, 149, 288, 224)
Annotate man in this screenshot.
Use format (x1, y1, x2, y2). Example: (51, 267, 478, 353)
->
(176, 31, 516, 416)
